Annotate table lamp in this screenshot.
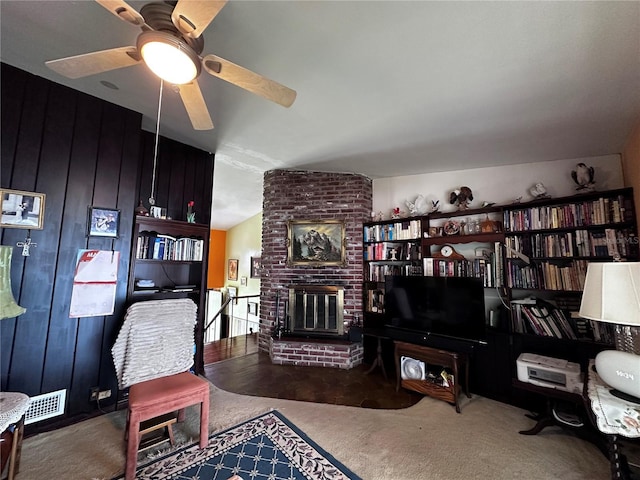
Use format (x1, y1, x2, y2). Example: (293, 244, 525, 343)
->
(579, 262, 640, 402)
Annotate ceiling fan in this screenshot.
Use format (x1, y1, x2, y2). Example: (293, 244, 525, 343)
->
(45, 0, 297, 130)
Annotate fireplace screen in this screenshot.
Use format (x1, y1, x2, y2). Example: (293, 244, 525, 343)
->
(288, 286, 344, 336)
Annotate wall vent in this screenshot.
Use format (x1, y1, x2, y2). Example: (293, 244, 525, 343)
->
(25, 388, 66, 424)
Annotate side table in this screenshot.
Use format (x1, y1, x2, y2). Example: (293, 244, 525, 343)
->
(362, 329, 392, 380)
(394, 341, 470, 413)
(586, 359, 640, 480)
(0, 392, 30, 480)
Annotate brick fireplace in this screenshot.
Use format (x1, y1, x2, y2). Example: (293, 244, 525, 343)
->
(259, 169, 372, 368)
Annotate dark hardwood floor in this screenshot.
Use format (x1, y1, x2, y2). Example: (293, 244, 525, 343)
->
(203, 334, 422, 409)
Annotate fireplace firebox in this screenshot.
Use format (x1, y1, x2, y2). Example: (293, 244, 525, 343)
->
(287, 285, 344, 337)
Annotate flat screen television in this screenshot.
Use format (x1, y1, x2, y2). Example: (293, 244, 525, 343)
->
(384, 275, 487, 346)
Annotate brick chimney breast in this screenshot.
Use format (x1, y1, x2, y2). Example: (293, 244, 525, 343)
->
(259, 169, 372, 354)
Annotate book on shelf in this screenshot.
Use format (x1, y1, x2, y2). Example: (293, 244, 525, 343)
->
(422, 256, 496, 287)
(366, 263, 423, 281)
(136, 231, 204, 261)
(510, 301, 578, 340)
(164, 286, 197, 292)
(568, 312, 615, 344)
(364, 219, 422, 242)
(503, 193, 630, 232)
(493, 242, 504, 287)
(507, 260, 588, 291)
(510, 299, 615, 344)
(364, 241, 421, 261)
(365, 288, 385, 313)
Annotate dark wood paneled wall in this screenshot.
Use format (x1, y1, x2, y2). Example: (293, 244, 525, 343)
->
(1, 63, 214, 427)
(138, 129, 214, 224)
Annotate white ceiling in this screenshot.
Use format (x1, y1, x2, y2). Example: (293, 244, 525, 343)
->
(1, 1, 639, 230)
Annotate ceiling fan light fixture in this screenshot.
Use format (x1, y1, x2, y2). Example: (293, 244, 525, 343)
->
(138, 31, 201, 85)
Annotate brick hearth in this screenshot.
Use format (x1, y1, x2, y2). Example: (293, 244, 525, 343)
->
(269, 337, 364, 369)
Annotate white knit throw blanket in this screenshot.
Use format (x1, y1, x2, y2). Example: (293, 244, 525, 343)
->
(112, 298, 198, 389)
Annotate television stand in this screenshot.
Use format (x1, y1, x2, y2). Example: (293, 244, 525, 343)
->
(394, 341, 470, 413)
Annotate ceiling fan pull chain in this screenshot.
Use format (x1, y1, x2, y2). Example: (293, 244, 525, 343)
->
(149, 79, 164, 206)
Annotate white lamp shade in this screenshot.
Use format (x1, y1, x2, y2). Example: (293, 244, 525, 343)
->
(137, 31, 201, 85)
(579, 262, 640, 326)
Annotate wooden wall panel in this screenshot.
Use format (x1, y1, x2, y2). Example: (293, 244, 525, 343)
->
(0, 70, 26, 388)
(168, 141, 188, 219)
(30, 82, 77, 396)
(137, 131, 214, 224)
(1, 63, 214, 426)
(98, 110, 141, 399)
(41, 94, 103, 397)
(5, 74, 53, 395)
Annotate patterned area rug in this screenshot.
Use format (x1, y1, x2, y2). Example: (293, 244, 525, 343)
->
(113, 411, 361, 480)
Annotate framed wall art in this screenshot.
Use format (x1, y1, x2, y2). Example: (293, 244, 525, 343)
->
(250, 257, 262, 278)
(287, 219, 346, 266)
(228, 258, 238, 281)
(87, 206, 120, 238)
(227, 286, 238, 305)
(0, 189, 46, 230)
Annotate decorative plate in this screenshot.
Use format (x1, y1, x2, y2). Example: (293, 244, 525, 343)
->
(443, 220, 460, 236)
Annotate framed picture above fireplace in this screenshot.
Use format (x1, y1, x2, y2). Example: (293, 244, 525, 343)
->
(287, 219, 346, 266)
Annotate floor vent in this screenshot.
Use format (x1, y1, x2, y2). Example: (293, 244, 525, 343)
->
(25, 388, 66, 424)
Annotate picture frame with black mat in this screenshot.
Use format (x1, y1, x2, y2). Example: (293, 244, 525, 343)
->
(250, 256, 262, 278)
(87, 206, 120, 238)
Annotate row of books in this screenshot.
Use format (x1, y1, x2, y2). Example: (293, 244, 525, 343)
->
(510, 300, 615, 344)
(364, 288, 385, 313)
(135, 231, 205, 261)
(366, 263, 423, 281)
(575, 228, 636, 258)
(363, 220, 422, 242)
(503, 194, 629, 232)
(506, 259, 589, 291)
(422, 257, 498, 287)
(505, 228, 636, 258)
(511, 301, 578, 339)
(364, 241, 421, 261)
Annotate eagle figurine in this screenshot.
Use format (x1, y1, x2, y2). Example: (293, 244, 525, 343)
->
(571, 163, 595, 191)
(449, 186, 473, 210)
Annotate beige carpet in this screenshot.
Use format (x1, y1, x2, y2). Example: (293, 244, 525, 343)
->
(19, 380, 609, 480)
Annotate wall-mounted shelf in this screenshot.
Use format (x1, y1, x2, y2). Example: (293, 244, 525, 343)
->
(127, 215, 210, 374)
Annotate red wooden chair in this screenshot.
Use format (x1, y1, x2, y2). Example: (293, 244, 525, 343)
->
(125, 372, 209, 480)
(112, 299, 210, 480)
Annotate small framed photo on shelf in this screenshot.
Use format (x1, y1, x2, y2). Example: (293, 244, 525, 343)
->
(228, 259, 238, 281)
(248, 302, 258, 316)
(150, 206, 167, 219)
(0, 188, 46, 230)
(87, 206, 120, 238)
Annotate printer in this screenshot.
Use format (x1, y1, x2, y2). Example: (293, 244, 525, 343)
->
(516, 353, 583, 394)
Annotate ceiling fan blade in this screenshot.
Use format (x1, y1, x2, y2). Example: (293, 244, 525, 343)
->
(178, 81, 214, 130)
(172, 0, 228, 38)
(202, 54, 297, 108)
(95, 0, 147, 27)
(45, 47, 140, 79)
